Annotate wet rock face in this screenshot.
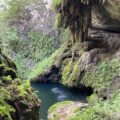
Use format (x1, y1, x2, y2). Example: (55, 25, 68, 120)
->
(92, 0, 120, 32)
(0, 52, 40, 120)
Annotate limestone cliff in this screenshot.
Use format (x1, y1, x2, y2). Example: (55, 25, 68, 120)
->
(32, 1, 120, 94)
(92, 0, 120, 32)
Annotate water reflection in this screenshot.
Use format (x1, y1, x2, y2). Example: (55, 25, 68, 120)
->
(32, 83, 89, 120)
(51, 87, 60, 94)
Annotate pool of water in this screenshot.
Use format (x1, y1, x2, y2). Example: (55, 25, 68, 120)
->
(32, 83, 90, 120)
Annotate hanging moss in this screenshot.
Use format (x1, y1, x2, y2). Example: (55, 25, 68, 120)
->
(53, 0, 92, 44)
(62, 61, 72, 85)
(53, 0, 106, 45)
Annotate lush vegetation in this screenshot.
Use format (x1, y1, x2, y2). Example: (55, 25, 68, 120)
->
(81, 59, 120, 93)
(29, 46, 64, 81)
(28, 30, 56, 62)
(0, 22, 57, 79)
(0, 0, 71, 80)
(47, 57, 120, 120)
(0, 0, 120, 120)
(0, 98, 15, 120)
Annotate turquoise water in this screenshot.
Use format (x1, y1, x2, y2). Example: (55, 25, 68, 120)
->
(32, 83, 90, 120)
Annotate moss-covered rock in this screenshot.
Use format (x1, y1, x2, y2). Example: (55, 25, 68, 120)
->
(0, 51, 40, 120)
(48, 101, 89, 120)
(62, 61, 73, 85)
